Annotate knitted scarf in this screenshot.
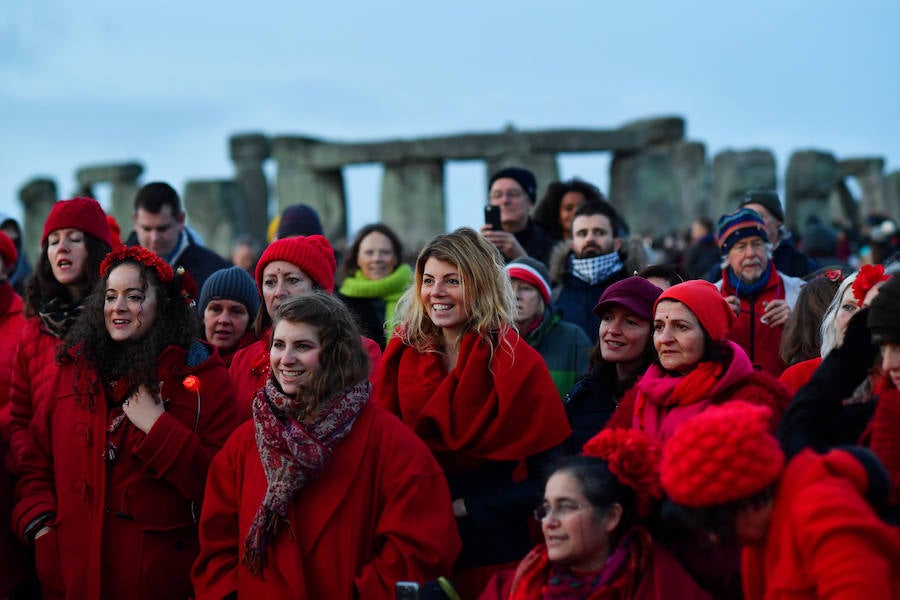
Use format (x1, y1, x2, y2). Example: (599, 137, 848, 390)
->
(570, 253, 623, 285)
(38, 295, 84, 338)
(338, 264, 411, 338)
(726, 261, 772, 298)
(243, 376, 370, 575)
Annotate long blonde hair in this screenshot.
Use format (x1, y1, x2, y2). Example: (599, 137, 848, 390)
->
(394, 227, 516, 353)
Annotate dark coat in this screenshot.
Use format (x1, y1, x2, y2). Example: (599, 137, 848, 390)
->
(125, 229, 230, 289)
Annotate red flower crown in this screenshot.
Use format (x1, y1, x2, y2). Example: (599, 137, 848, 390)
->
(852, 264, 890, 305)
(100, 246, 174, 283)
(582, 428, 662, 518)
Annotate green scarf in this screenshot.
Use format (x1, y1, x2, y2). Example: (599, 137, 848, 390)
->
(338, 263, 412, 340)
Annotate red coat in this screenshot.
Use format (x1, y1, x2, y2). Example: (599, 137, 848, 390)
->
(5, 317, 64, 472)
(192, 400, 460, 599)
(742, 448, 900, 599)
(12, 341, 238, 599)
(229, 335, 383, 420)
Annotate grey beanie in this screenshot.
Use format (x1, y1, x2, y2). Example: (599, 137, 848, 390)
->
(198, 266, 261, 317)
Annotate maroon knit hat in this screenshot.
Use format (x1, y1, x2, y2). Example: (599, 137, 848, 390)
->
(42, 196, 112, 248)
(255, 235, 336, 293)
(593, 276, 663, 320)
(660, 401, 784, 507)
(654, 279, 735, 341)
(0, 231, 17, 270)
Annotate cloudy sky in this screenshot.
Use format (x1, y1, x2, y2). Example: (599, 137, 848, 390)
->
(2, 0, 898, 237)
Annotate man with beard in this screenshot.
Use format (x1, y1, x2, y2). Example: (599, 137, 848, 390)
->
(714, 208, 805, 376)
(550, 200, 629, 342)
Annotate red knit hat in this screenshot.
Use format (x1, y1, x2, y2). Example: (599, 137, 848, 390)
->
(42, 197, 112, 248)
(255, 235, 336, 294)
(660, 401, 784, 508)
(654, 279, 735, 341)
(582, 428, 662, 518)
(0, 231, 17, 271)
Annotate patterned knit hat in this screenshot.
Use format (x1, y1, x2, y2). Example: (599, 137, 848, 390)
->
(42, 196, 112, 248)
(716, 208, 768, 255)
(255, 235, 336, 293)
(660, 401, 784, 508)
(489, 167, 538, 203)
(867, 275, 900, 345)
(654, 279, 735, 341)
(506, 257, 552, 304)
(740, 189, 784, 224)
(199, 266, 261, 317)
(0, 231, 17, 271)
(276, 204, 324, 239)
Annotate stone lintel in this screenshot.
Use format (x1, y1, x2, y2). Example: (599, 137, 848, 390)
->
(618, 116, 686, 146)
(838, 157, 885, 177)
(76, 162, 144, 185)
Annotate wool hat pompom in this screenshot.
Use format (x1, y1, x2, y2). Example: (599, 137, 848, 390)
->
(0, 231, 17, 271)
(582, 428, 661, 518)
(660, 401, 784, 508)
(867, 274, 900, 345)
(42, 196, 112, 248)
(199, 266, 261, 316)
(654, 279, 735, 341)
(255, 235, 336, 294)
(716, 208, 768, 255)
(506, 257, 552, 304)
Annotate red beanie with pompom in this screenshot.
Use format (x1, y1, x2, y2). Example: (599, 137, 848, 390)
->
(582, 428, 661, 518)
(660, 401, 784, 508)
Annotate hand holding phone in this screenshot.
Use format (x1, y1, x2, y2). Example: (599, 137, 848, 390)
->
(484, 205, 502, 231)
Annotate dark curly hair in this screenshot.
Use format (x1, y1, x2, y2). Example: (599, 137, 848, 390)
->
(270, 292, 370, 413)
(58, 258, 200, 395)
(532, 179, 606, 241)
(23, 232, 111, 317)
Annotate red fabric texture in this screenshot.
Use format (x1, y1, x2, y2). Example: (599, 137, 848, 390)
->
(479, 529, 710, 600)
(12, 342, 239, 599)
(655, 280, 735, 341)
(229, 334, 382, 421)
(5, 317, 65, 472)
(376, 330, 571, 473)
(41, 196, 112, 247)
(860, 378, 900, 506)
(0, 231, 16, 267)
(741, 448, 900, 600)
(659, 402, 784, 508)
(582, 429, 661, 519)
(778, 357, 822, 396)
(254, 235, 336, 293)
(192, 401, 461, 600)
(720, 266, 790, 376)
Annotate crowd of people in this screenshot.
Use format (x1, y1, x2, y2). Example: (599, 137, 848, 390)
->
(0, 167, 899, 600)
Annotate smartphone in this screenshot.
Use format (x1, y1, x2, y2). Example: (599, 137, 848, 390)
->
(395, 581, 451, 599)
(484, 205, 502, 231)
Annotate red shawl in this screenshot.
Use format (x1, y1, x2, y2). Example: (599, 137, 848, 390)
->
(376, 330, 571, 474)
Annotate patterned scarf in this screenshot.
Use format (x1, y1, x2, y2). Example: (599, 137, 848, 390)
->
(243, 375, 370, 575)
(569, 252, 623, 285)
(38, 295, 84, 338)
(338, 263, 412, 338)
(726, 261, 772, 298)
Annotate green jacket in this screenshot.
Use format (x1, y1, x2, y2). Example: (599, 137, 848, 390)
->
(523, 308, 592, 398)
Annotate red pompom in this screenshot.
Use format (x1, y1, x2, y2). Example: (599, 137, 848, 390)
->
(582, 428, 661, 518)
(182, 375, 200, 393)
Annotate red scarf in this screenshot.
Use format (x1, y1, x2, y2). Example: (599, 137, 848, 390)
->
(376, 330, 570, 474)
(243, 376, 369, 575)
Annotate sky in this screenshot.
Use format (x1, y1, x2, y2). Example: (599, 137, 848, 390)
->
(2, 0, 899, 239)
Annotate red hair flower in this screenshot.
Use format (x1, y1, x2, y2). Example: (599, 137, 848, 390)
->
(852, 264, 890, 305)
(100, 246, 174, 282)
(582, 428, 662, 518)
(182, 375, 200, 393)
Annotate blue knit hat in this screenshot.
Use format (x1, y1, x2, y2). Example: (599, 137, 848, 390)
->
(198, 266, 260, 317)
(276, 204, 323, 239)
(716, 208, 769, 255)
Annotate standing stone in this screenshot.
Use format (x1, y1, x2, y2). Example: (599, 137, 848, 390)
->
(229, 133, 270, 244)
(828, 180, 860, 227)
(18, 178, 58, 262)
(380, 161, 445, 253)
(76, 162, 144, 232)
(785, 151, 839, 229)
(840, 158, 886, 218)
(671, 142, 710, 221)
(183, 180, 245, 259)
(710, 150, 777, 219)
(885, 171, 900, 222)
(271, 136, 347, 245)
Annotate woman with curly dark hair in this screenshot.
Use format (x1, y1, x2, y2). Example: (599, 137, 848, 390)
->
(5, 197, 112, 472)
(532, 179, 605, 243)
(12, 245, 238, 599)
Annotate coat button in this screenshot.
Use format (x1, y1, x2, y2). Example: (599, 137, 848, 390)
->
(73, 423, 91, 446)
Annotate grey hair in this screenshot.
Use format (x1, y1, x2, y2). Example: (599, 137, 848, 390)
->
(820, 272, 858, 357)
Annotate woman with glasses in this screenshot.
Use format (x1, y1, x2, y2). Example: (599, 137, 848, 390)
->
(480, 429, 709, 599)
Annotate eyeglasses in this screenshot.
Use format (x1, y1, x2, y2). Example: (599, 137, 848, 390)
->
(533, 502, 587, 521)
(489, 189, 524, 201)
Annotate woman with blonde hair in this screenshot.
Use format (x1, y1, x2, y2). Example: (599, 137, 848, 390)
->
(377, 227, 572, 596)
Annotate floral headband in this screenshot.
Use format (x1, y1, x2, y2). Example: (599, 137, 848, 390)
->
(852, 264, 890, 305)
(100, 245, 174, 283)
(581, 428, 661, 519)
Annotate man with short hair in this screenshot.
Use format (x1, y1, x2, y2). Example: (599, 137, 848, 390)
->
(714, 208, 804, 376)
(480, 167, 553, 265)
(550, 200, 629, 342)
(127, 182, 229, 287)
